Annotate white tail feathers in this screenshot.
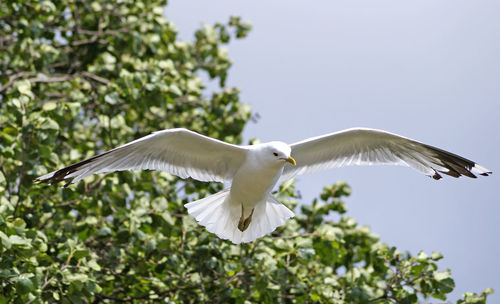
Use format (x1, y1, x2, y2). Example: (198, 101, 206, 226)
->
(184, 189, 294, 244)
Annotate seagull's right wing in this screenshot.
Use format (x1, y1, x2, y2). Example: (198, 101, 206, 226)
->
(36, 128, 247, 186)
(281, 128, 491, 182)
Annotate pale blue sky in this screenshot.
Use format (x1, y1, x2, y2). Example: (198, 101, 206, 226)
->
(167, 1, 500, 302)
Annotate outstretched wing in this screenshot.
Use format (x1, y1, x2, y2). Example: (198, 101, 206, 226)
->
(37, 128, 247, 186)
(281, 128, 491, 182)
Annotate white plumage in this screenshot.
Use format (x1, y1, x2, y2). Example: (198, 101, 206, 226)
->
(36, 128, 491, 244)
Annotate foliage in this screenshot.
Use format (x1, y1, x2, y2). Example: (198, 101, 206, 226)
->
(0, 0, 493, 303)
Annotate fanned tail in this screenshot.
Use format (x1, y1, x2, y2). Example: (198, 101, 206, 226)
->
(185, 190, 294, 244)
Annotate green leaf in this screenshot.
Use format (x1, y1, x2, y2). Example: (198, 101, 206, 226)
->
(16, 276, 34, 295)
(433, 270, 451, 281)
(43, 102, 58, 111)
(168, 84, 183, 96)
(39, 117, 59, 130)
(104, 92, 119, 105)
(11, 98, 22, 108)
(15, 80, 31, 95)
(0, 231, 11, 249)
(435, 277, 455, 295)
(145, 239, 156, 253)
(98, 227, 112, 237)
(431, 251, 444, 261)
(40, 1, 56, 12)
(88, 259, 101, 271)
(66, 273, 89, 283)
(298, 248, 315, 261)
(313, 239, 339, 263)
(73, 249, 89, 259)
(9, 235, 30, 246)
(417, 251, 428, 262)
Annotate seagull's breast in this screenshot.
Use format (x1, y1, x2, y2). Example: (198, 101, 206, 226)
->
(229, 153, 283, 207)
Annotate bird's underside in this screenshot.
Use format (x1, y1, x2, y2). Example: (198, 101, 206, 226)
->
(36, 127, 491, 244)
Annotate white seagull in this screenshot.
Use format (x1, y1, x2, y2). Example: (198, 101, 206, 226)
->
(36, 128, 491, 244)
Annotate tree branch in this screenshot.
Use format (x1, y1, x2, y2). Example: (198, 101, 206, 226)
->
(1, 71, 110, 94)
(0, 72, 35, 93)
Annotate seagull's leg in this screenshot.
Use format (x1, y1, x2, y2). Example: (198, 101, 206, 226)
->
(242, 208, 254, 231)
(238, 205, 254, 232)
(238, 205, 245, 231)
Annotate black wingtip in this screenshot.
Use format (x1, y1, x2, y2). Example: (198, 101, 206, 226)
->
(34, 176, 52, 185)
(432, 173, 442, 180)
(422, 143, 491, 180)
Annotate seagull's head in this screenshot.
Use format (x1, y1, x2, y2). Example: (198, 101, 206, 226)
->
(261, 142, 296, 166)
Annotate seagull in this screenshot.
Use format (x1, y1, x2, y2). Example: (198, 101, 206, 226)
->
(36, 128, 491, 244)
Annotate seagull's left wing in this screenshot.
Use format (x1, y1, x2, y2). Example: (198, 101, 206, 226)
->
(36, 128, 247, 186)
(280, 128, 491, 182)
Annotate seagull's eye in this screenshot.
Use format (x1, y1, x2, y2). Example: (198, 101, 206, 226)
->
(273, 152, 278, 157)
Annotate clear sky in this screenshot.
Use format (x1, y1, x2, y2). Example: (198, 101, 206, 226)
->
(166, 1, 500, 302)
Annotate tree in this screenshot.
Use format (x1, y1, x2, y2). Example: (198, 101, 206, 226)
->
(0, 0, 493, 303)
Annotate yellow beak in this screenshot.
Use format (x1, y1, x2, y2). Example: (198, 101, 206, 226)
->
(285, 156, 296, 166)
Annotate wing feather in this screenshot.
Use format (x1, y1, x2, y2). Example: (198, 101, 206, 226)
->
(37, 128, 247, 185)
(280, 128, 491, 182)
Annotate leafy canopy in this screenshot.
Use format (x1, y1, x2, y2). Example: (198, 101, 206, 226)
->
(0, 0, 493, 303)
